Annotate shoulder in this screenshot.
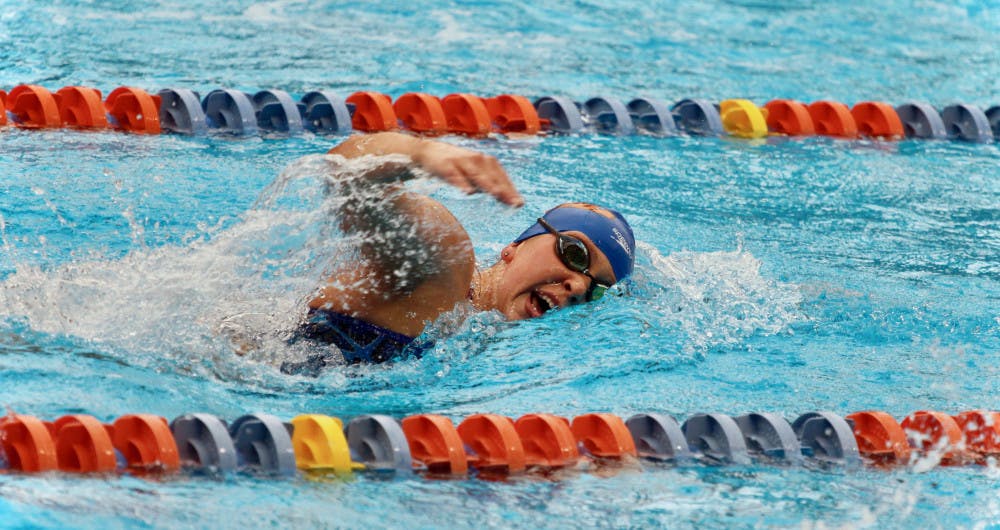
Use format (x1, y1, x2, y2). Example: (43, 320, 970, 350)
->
(334, 193, 474, 337)
(399, 194, 475, 293)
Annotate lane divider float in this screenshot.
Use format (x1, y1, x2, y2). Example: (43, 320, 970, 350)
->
(2, 409, 999, 481)
(764, 99, 815, 136)
(2, 84, 998, 143)
(457, 413, 526, 474)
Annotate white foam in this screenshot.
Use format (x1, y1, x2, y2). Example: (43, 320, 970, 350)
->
(0, 155, 365, 378)
(637, 241, 805, 353)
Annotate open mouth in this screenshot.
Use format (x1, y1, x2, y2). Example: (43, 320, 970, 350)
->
(528, 290, 555, 317)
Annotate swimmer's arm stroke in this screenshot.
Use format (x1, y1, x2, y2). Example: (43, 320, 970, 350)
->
(318, 132, 522, 310)
(327, 132, 523, 207)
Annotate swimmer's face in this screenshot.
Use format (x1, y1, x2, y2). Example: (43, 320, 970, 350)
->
(493, 229, 616, 321)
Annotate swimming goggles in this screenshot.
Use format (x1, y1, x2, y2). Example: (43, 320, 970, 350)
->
(537, 217, 611, 302)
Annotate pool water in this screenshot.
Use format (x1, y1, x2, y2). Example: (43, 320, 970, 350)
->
(1, 1, 999, 528)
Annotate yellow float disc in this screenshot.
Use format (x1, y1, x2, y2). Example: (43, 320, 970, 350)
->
(720, 99, 768, 139)
(291, 414, 355, 474)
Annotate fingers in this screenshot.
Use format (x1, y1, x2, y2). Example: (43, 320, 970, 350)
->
(413, 140, 525, 207)
(455, 155, 524, 207)
(485, 155, 525, 207)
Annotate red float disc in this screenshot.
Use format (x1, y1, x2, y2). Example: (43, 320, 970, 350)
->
(8, 84, 62, 128)
(514, 413, 579, 468)
(763, 99, 815, 136)
(52, 415, 117, 473)
(0, 414, 58, 472)
(441, 93, 491, 136)
(457, 413, 525, 473)
(953, 410, 1000, 462)
(570, 413, 637, 458)
(111, 414, 180, 471)
(484, 94, 541, 134)
(56, 86, 109, 128)
(346, 91, 397, 132)
(845, 411, 910, 465)
(105, 87, 162, 134)
(393, 93, 447, 135)
(807, 100, 858, 138)
(400, 414, 468, 474)
(901, 410, 970, 466)
(0, 89, 7, 126)
(851, 101, 904, 140)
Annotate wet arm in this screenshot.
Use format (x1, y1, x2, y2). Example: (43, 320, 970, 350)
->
(322, 133, 521, 296)
(327, 132, 523, 206)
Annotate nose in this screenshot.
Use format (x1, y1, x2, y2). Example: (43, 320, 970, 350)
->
(561, 275, 589, 306)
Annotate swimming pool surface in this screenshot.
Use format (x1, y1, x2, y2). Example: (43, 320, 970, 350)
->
(1, 1, 999, 528)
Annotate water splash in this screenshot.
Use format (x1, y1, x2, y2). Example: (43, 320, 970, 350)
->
(0, 155, 371, 380)
(0, 152, 805, 391)
(633, 241, 805, 354)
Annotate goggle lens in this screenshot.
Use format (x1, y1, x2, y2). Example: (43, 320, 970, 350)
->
(557, 238, 590, 273)
(589, 284, 607, 301)
(537, 217, 612, 303)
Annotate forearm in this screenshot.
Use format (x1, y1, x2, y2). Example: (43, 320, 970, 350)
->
(328, 132, 523, 207)
(321, 133, 419, 187)
(329, 132, 424, 160)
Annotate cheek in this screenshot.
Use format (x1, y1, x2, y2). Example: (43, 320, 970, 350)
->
(517, 242, 562, 273)
(499, 241, 566, 299)
(506, 259, 555, 290)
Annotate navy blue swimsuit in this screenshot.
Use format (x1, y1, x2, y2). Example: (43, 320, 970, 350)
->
(281, 308, 424, 375)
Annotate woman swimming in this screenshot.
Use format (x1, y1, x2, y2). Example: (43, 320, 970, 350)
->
(284, 132, 635, 371)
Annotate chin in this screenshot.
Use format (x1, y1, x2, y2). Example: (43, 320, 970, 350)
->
(502, 299, 530, 321)
(505, 308, 528, 321)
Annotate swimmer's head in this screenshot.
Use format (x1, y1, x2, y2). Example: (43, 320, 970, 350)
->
(480, 203, 634, 321)
(513, 203, 635, 284)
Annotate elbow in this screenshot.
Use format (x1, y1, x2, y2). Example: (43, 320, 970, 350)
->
(327, 132, 422, 159)
(327, 134, 368, 157)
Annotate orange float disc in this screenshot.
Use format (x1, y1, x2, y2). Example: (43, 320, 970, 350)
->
(56, 86, 108, 128)
(900, 410, 969, 466)
(0, 89, 7, 126)
(105, 87, 162, 134)
(845, 411, 910, 465)
(953, 410, 1000, 461)
(7, 84, 61, 128)
(807, 100, 857, 138)
(346, 91, 397, 132)
(110, 414, 180, 471)
(484, 94, 541, 134)
(0, 414, 58, 472)
(51, 415, 118, 473)
(441, 93, 491, 136)
(400, 414, 468, 474)
(851, 101, 904, 139)
(393, 92, 447, 135)
(513, 413, 579, 468)
(763, 99, 815, 136)
(456, 414, 526, 473)
(570, 413, 637, 458)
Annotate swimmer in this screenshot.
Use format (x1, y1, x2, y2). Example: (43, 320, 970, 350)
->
(284, 132, 635, 372)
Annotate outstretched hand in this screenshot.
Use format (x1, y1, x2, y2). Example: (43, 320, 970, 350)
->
(329, 132, 525, 207)
(412, 139, 525, 207)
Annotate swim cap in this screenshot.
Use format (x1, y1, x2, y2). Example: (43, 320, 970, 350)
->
(513, 205, 635, 283)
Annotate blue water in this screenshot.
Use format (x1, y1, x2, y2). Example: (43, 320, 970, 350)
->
(2, 1, 999, 528)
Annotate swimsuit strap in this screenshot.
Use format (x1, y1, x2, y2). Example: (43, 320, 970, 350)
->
(322, 317, 388, 363)
(304, 308, 415, 363)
